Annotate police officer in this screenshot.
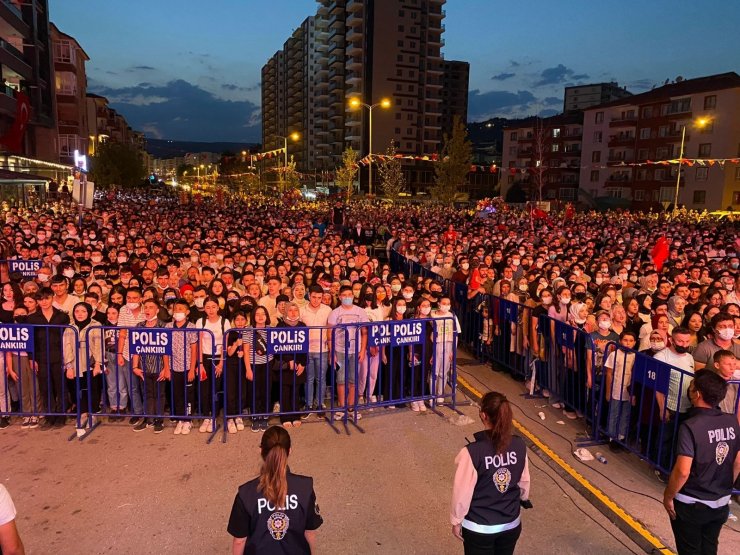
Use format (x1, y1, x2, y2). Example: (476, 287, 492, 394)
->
(228, 426, 323, 554)
(663, 370, 740, 555)
(451, 391, 530, 555)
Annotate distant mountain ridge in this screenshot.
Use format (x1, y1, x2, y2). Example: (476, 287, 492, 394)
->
(146, 138, 260, 159)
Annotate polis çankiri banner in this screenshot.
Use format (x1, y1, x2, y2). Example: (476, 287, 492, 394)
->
(369, 321, 424, 347)
(0, 325, 34, 351)
(7, 260, 42, 278)
(267, 327, 309, 355)
(130, 329, 173, 356)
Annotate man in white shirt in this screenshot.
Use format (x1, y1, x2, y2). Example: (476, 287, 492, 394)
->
(50, 275, 76, 315)
(300, 285, 333, 414)
(0, 484, 25, 555)
(258, 276, 282, 323)
(117, 287, 146, 425)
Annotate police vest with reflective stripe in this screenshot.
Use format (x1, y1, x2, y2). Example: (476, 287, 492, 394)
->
(464, 431, 526, 530)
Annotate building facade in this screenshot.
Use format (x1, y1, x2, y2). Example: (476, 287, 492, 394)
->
(580, 72, 740, 211)
(0, 0, 57, 160)
(564, 82, 632, 113)
(441, 60, 469, 137)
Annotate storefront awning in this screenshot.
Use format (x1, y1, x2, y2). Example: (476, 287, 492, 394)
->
(0, 168, 50, 184)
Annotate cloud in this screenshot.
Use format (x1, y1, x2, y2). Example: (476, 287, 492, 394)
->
(491, 72, 516, 81)
(534, 64, 590, 87)
(221, 83, 244, 91)
(626, 78, 654, 91)
(542, 96, 562, 106)
(468, 89, 537, 120)
(128, 65, 156, 72)
(90, 79, 261, 142)
(538, 109, 559, 118)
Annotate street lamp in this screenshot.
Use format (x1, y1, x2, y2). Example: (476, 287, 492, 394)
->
(673, 117, 710, 216)
(275, 132, 300, 168)
(349, 96, 391, 195)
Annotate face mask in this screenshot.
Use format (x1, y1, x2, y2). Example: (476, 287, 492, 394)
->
(145, 315, 158, 322)
(420, 306, 431, 316)
(397, 306, 406, 315)
(461, 263, 470, 271)
(37, 274, 49, 283)
(717, 328, 735, 341)
(435, 259, 443, 265)
(126, 302, 140, 310)
(194, 298, 205, 308)
(402, 292, 414, 301)
(391, 284, 401, 294)
(92, 256, 103, 264)
(650, 340, 665, 351)
(673, 345, 689, 354)
(560, 296, 571, 304)
(63, 269, 75, 278)
(598, 320, 612, 331)
(541, 296, 553, 305)
(595, 278, 603, 285)
(341, 297, 353, 306)
(725, 283, 734, 291)
(511, 259, 520, 267)
(439, 304, 451, 313)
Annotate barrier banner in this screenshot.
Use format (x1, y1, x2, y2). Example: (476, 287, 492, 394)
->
(369, 321, 425, 347)
(631, 355, 670, 395)
(369, 322, 391, 346)
(8, 259, 41, 277)
(267, 327, 308, 354)
(130, 329, 172, 356)
(0, 325, 34, 351)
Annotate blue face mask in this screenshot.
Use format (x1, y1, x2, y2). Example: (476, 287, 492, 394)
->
(341, 297, 354, 306)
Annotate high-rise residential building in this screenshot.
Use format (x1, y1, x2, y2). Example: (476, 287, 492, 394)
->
(441, 60, 469, 137)
(50, 23, 89, 165)
(262, 0, 464, 192)
(500, 113, 584, 202)
(580, 72, 740, 211)
(564, 82, 632, 113)
(0, 0, 57, 160)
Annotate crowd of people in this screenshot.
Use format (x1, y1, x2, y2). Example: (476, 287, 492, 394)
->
(0, 192, 738, 446)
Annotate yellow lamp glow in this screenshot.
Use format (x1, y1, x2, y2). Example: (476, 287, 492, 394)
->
(290, 132, 300, 141)
(380, 98, 391, 108)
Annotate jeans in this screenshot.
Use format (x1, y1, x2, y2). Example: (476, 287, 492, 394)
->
(105, 352, 129, 410)
(358, 351, 380, 399)
(671, 500, 728, 555)
(607, 399, 630, 440)
(461, 524, 521, 555)
(306, 352, 328, 408)
(123, 358, 144, 415)
(433, 342, 454, 397)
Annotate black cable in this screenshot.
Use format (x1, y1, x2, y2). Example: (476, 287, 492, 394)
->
(457, 367, 665, 505)
(527, 454, 644, 555)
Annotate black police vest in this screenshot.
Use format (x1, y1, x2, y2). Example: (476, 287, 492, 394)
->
(678, 408, 739, 503)
(465, 431, 527, 527)
(237, 472, 320, 555)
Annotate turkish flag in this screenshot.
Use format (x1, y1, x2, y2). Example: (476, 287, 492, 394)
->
(0, 92, 31, 152)
(651, 236, 670, 272)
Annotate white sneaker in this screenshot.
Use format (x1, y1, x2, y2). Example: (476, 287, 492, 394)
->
(410, 401, 420, 412)
(350, 410, 362, 420)
(227, 419, 237, 434)
(199, 418, 212, 433)
(358, 396, 366, 404)
(436, 397, 445, 404)
(235, 417, 245, 431)
(419, 402, 427, 412)
(333, 412, 344, 421)
(181, 421, 192, 435)
(174, 421, 183, 435)
(272, 402, 280, 413)
(370, 395, 377, 403)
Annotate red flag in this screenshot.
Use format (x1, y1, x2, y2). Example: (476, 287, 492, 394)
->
(0, 92, 31, 152)
(651, 236, 670, 272)
(564, 203, 575, 221)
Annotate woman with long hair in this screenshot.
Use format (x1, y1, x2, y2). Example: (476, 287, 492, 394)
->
(451, 391, 530, 554)
(228, 426, 323, 554)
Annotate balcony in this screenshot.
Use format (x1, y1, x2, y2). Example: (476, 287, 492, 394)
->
(429, 8, 446, 18)
(608, 134, 635, 147)
(346, 71, 361, 85)
(346, 0, 363, 12)
(609, 115, 638, 128)
(346, 12, 363, 27)
(0, 39, 31, 76)
(607, 154, 634, 164)
(606, 173, 632, 183)
(346, 56, 361, 69)
(328, 54, 343, 67)
(329, 67, 344, 81)
(346, 27, 363, 41)
(346, 42, 361, 56)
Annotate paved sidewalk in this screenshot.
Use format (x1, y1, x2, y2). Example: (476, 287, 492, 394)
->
(455, 353, 740, 555)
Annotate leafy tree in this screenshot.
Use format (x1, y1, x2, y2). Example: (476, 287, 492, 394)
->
(90, 141, 146, 188)
(283, 155, 301, 191)
(335, 147, 359, 201)
(377, 140, 406, 202)
(432, 115, 473, 204)
(176, 163, 194, 178)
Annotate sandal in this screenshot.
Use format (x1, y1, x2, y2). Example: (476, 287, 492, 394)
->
(292, 420, 302, 427)
(283, 421, 293, 428)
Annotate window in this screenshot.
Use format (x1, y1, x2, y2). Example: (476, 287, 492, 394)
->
(703, 95, 716, 110)
(693, 190, 706, 205)
(606, 187, 623, 198)
(642, 106, 653, 118)
(546, 189, 557, 200)
(634, 189, 645, 201)
(559, 188, 576, 200)
(592, 151, 601, 163)
(639, 128, 651, 139)
(637, 148, 649, 160)
(669, 97, 691, 114)
(58, 134, 81, 156)
(552, 128, 561, 138)
(698, 143, 711, 157)
(509, 146, 517, 155)
(510, 132, 517, 140)
(593, 131, 602, 143)
(733, 191, 740, 204)
(397, 40, 404, 47)
(659, 187, 674, 202)
(590, 170, 600, 182)
(551, 144, 559, 152)
(636, 169, 648, 181)
(658, 125, 669, 137)
(696, 167, 709, 181)
(397, 54, 403, 62)
(398, 25, 404, 32)
(53, 40, 76, 64)
(395, 84, 402, 91)
(55, 71, 77, 95)
(655, 169, 666, 180)
(595, 112, 604, 123)
(735, 167, 740, 181)
(395, 128, 401, 134)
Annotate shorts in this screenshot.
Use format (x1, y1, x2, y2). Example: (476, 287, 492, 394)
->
(335, 351, 357, 385)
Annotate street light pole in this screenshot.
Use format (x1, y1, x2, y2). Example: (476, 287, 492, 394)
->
(349, 97, 391, 196)
(672, 124, 686, 218)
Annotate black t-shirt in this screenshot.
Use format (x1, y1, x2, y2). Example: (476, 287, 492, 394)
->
(227, 472, 322, 555)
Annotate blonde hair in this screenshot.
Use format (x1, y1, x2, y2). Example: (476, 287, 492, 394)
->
(257, 426, 291, 506)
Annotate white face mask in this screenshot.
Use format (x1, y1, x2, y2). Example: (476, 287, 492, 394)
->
(397, 306, 406, 315)
(560, 296, 571, 304)
(173, 312, 187, 322)
(541, 296, 553, 305)
(461, 263, 470, 270)
(598, 319, 612, 331)
(126, 302, 140, 310)
(37, 274, 49, 283)
(193, 298, 205, 308)
(717, 328, 735, 341)
(420, 306, 431, 316)
(519, 284, 528, 292)
(402, 292, 414, 301)
(63, 269, 74, 278)
(650, 341, 665, 351)
(439, 304, 451, 313)
(92, 256, 103, 264)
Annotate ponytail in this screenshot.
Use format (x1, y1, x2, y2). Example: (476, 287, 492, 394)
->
(257, 426, 291, 507)
(480, 391, 513, 454)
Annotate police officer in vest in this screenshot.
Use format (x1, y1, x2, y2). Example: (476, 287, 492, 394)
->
(228, 426, 323, 554)
(663, 369, 740, 555)
(451, 391, 531, 555)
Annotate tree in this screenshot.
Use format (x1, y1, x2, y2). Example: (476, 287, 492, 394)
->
(531, 117, 547, 202)
(377, 140, 406, 202)
(90, 141, 146, 188)
(282, 155, 301, 191)
(335, 147, 359, 201)
(432, 115, 473, 205)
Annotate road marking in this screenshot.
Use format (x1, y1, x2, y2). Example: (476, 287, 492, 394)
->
(457, 375, 674, 555)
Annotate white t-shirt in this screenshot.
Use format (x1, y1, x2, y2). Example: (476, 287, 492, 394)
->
(0, 484, 17, 526)
(327, 305, 369, 353)
(300, 303, 332, 353)
(654, 348, 695, 413)
(196, 317, 231, 357)
(604, 350, 635, 401)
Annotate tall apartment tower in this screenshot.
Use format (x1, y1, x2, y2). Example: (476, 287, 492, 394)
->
(564, 82, 632, 113)
(441, 60, 469, 137)
(262, 0, 459, 191)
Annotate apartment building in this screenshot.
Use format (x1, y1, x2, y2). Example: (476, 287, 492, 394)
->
(85, 93, 139, 156)
(262, 0, 465, 192)
(441, 60, 469, 137)
(500, 113, 584, 202)
(0, 0, 57, 160)
(564, 82, 632, 113)
(50, 23, 89, 165)
(580, 72, 740, 210)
